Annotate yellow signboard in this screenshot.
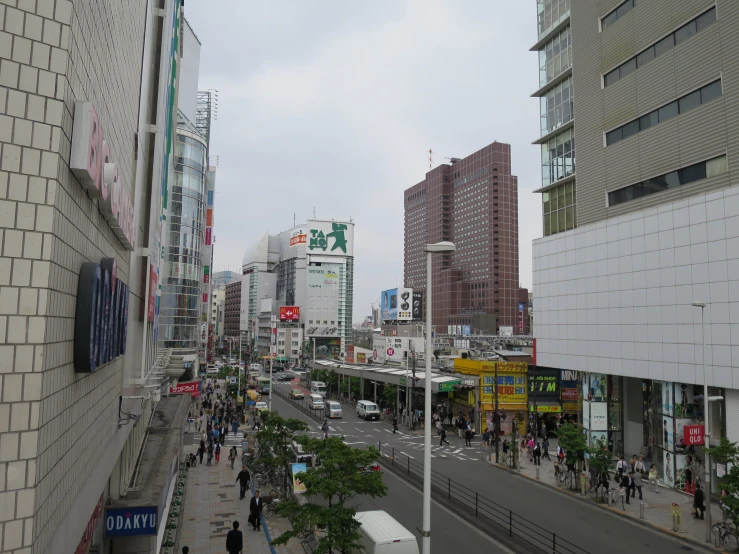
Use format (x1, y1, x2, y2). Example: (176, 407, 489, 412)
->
(531, 404, 561, 413)
(451, 390, 474, 406)
(562, 402, 579, 412)
(454, 359, 528, 376)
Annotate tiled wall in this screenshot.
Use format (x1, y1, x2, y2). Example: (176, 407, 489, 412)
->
(0, 0, 146, 553)
(534, 183, 739, 390)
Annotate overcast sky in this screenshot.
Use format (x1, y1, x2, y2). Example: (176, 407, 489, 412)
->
(185, 0, 541, 322)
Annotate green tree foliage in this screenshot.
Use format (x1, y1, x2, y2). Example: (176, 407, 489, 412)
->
(254, 412, 309, 492)
(587, 442, 613, 481)
(272, 438, 388, 554)
(556, 422, 588, 468)
(382, 385, 397, 411)
(708, 437, 739, 528)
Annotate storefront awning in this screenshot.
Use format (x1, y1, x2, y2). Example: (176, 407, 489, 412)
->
(481, 403, 528, 411)
(529, 402, 562, 413)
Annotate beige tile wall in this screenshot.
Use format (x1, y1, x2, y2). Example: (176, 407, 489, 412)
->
(0, 0, 146, 552)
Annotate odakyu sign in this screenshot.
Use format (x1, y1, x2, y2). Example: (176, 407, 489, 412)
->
(74, 258, 129, 373)
(70, 102, 137, 250)
(104, 506, 158, 537)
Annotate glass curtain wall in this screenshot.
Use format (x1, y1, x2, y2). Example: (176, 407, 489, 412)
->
(160, 132, 207, 348)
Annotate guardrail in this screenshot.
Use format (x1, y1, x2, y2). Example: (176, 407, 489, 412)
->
(377, 442, 590, 554)
(271, 383, 322, 423)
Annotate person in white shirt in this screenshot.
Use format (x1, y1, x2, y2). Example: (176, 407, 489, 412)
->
(616, 455, 627, 479)
(634, 456, 646, 474)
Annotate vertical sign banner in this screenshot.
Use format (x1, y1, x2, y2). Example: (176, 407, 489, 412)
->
(203, 265, 210, 283)
(148, 265, 157, 322)
(206, 208, 213, 227)
(205, 228, 212, 246)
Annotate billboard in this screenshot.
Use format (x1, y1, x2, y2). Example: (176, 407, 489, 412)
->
(412, 290, 423, 320)
(397, 288, 412, 320)
(381, 288, 398, 321)
(306, 220, 354, 257)
(305, 325, 339, 337)
(307, 266, 339, 290)
(279, 306, 300, 321)
(290, 227, 306, 247)
(499, 326, 514, 337)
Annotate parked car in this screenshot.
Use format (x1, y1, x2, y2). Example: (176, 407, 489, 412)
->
(289, 389, 304, 400)
(357, 462, 381, 474)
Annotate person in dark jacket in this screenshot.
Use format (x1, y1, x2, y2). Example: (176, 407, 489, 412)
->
(393, 417, 398, 434)
(533, 442, 541, 466)
(694, 484, 705, 519)
(249, 491, 263, 530)
(464, 428, 473, 447)
(236, 466, 251, 499)
(439, 428, 450, 446)
(226, 520, 243, 553)
(199, 438, 206, 464)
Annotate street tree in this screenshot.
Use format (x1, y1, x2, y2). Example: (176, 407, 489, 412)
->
(253, 412, 309, 492)
(556, 422, 588, 470)
(708, 437, 739, 528)
(272, 437, 388, 554)
(381, 384, 397, 412)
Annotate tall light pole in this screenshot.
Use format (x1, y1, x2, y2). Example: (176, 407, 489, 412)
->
(693, 301, 712, 541)
(423, 241, 456, 554)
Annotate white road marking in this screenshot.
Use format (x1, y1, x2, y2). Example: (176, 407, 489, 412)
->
(400, 451, 414, 459)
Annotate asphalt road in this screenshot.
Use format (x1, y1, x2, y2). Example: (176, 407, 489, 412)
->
(268, 391, 515, 554)
(269, 382, 712, 554)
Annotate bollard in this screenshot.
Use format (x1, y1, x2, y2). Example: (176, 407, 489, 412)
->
(536, 467, 540, 480)
(639, 501, 645, 520)
(671, 502, 681, 532)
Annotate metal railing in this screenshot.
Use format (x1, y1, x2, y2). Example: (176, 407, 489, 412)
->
(271, 383, 323, 423)
(378, 442, 590, 554)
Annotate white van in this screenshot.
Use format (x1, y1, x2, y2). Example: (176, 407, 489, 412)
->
(249, 363, 264, 372)
(309, 394, 325, 410)
(355, 510, 419, 554)
(356, 400, 380, 421)
(325, 400, 342, 419)
(311, 381, 327, 398)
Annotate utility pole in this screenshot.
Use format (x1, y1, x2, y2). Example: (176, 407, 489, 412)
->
(411, 345, 416, 431)
(494, 363, 500, 463)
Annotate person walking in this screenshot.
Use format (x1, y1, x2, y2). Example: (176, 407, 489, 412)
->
(693, 484, 705, 519)
(482, 428, 490, 452)
(439, 427, 450, 446)
(215, 442, 221, 464)
(236, 465, 251, 499)
(199, 438, 206, 464)
(533, 442, 542, 466)
(632, 469, 643, 500)
(464, 427, 473, 447)
(626, 470, 637, 502)
(207, 442, 214, 466)
(634, 455, 646, 474)
(527, 436, 535, 462)
(322, 420, 329, 439)
(228, 446, 237, 469)
(226, 521, 243, 554)
(249, 491, 263, 531)
(393, 416, 398, 434)
(648, 463, 659, 493)
(616, 455, 627, 480)
(542, 438, 551, 460)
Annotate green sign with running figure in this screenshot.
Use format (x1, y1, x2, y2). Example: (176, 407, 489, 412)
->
(437, 381, 460, 393)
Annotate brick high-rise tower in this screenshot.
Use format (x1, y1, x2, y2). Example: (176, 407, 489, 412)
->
(404, 141, 519, 334)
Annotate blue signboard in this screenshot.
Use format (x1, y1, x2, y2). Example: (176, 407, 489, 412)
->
(105, 506, 158, 537)
(462, 325, 471, 336)
(207, 190, 214, 206)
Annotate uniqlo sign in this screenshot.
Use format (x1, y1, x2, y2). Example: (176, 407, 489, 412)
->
(279, 306, 300, 321)
(684, 424, 705, 445)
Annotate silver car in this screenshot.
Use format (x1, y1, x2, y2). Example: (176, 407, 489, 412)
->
(325, 400, 343, 419)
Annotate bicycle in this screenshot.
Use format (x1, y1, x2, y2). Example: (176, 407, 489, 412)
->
(554, 463, 571, 488)
(609, 486, 627, 510)
(712, 521, 738, 552)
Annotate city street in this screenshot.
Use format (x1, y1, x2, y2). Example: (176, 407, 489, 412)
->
(270, 384, 714, 554)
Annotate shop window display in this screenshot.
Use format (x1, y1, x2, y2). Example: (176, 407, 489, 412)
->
(582, 373, 623, 457)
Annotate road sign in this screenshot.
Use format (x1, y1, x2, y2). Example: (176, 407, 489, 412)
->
(230, 377, 236, 384)
(387, 348, 395, 357)
(373, 349, 378, 360)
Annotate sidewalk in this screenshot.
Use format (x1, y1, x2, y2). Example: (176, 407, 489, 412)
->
(492, 441, 723, 551)
(175, 433, 302, 554)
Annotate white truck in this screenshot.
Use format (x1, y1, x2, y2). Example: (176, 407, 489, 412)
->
(355, 510, 419, 554)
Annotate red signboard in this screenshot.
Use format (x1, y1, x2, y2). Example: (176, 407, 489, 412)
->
(561, 388, 578, 401)
(290, 234, 306, 246)
(205, 227, 212, 245)
(147, 265, 157, 322)
(684, 424, 705, 445)
(75, 495, 104, 554)
(170, 381, 200, 395)
(279, 306, 301, 321)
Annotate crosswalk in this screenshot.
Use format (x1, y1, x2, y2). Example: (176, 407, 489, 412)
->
(192, 431, 245, 448)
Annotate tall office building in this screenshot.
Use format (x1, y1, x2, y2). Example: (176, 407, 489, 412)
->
(404, 142, 519, 334)
(532, 0, 739, 486)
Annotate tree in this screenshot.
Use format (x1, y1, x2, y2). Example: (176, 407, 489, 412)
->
(272, 438, 388, 553)
(254, 412, 309, 492)
(556, 422, 588, 468)
(382, 384, 397, 412)
(587, 442, 613, 483)
(708, 437, 739, 528)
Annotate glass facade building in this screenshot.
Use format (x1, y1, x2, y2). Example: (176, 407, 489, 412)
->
(160, 129, 208, 348)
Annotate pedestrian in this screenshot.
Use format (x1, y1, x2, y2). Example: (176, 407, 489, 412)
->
(182, 547, 189, 554)
(616, 455, 627, 480)
(465, 427, 472, 447)
(542, 438, 550, 460)
(213, 427, 220, 445)
(199, 438, 206, 464)
(207, 442, 214, 465)
(393, 416, 398, 434)
(533, 442, 541, 466)
(215, 442, 221, 463)
(439, 428, 450, 446)
(626, 470, 637, 501)
(249, 491, 263, 531)
(649, 463, 659, 493)
(236, 465, 251, 499)
(693, 484, 705, 519)
(620, 472, 631, 504)
(634, 455, 646, 474)
(322, 420, 329, 439)
(632, 469, 643, 500)
(226, 521, 243, 554)
(527, 436, 535, 462)
(232, 419, 239, 435)
(503, 439, 509, 454)
(629, 454, 637, 472)
(436, 419, 442, 436)
(229, 446, 237, 469)
(482, 428, 490, 452)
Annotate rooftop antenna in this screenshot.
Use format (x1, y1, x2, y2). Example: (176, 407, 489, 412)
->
(313, 206, 316, 218)
(294, 213, 296, 226)
(429, 148, 433, 169)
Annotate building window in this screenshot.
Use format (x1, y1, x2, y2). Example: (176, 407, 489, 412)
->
(601, 0, 636, 31)
(606, 80, 722, 146)
(540, 76, 573, 136)
(541, 127, 575, 186)
(537, 0, 571, 40)
(542, 180, 576, 236)
(607, 155, 727, 206)
(603, 7, 716, 87)
(538, 26, 572, 87)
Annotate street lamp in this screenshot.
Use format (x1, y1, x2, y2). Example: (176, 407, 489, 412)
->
(422, 241, 456, 554)
(693, 301, 712, 541)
